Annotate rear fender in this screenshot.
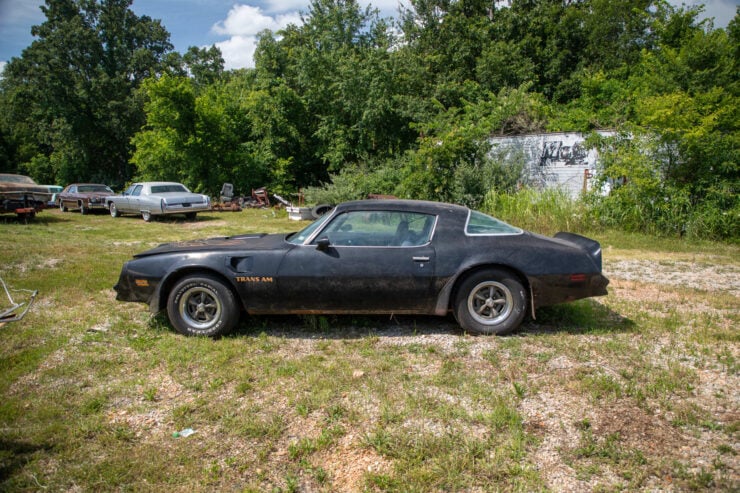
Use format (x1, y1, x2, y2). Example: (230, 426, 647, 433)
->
(554, 232, 602, 270)
(435, 264, 535, 319)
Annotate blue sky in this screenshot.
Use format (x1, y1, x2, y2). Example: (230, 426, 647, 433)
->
(0, 0, 737, 74)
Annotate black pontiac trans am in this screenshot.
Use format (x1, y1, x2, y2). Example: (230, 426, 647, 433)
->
(114, 199, 609, 337)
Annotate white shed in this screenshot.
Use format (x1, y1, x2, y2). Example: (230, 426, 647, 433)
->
(489, 131, 615, 198)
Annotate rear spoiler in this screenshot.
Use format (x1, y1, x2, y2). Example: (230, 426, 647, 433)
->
(554, 232, 603, 270)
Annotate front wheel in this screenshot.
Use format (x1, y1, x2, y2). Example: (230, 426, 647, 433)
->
(141, 211, 152, 222)
(59, 201, 68, 212)
(109, 202, 120, 217)
(453, 269, 527, 335)
(167, 274, 240, 337)
(185, 212, 197, 221)
(80, 203, 88, 215)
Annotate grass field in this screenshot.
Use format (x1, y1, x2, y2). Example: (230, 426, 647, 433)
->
(0, 208, 737, 491)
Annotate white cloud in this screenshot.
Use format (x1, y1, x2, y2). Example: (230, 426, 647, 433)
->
(262, 0, 309, 14)
(215, 36, 258, 70)
(212, 4, 300, 36)
(700, 0, 738, 27)
(211, 4, 302, 70)
(0, 61, 6, 76)
(668, 0, 738, 27)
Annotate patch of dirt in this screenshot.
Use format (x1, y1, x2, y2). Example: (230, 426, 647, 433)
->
(605, 259, 740, 297)
(317, 433, 392, 491)
(180, 219, 228, 230)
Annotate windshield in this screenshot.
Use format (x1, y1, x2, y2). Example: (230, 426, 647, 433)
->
(79, 185, 113, 193)
(286, 213, 332, 245)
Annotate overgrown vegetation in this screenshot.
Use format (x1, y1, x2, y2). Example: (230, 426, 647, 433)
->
(1, 0, 737, 239)
(0, 209, 737, 491)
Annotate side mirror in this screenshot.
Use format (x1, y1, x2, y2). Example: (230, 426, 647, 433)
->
(315, 237, 331, 252)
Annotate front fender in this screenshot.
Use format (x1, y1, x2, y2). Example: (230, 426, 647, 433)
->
(145, 255, 240, 313)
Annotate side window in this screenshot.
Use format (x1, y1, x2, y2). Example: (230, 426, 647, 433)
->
(132, 185, 143, 197)
(315, 211, 435, 247)
(69, 186, 77, 193)
(465, 210, 522, 235)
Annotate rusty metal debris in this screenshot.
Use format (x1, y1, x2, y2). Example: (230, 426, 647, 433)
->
(211, 183, 242, 212)
(0, 277, 38, 323)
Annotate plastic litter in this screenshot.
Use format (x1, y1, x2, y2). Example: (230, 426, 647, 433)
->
(172, 428, 196, 438)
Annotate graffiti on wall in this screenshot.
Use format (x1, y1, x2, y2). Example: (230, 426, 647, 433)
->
(539, 140, 589, 167)
(489, 131, 614, 198)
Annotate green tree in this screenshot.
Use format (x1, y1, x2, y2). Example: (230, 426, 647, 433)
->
(183, 46, 225, 87)
(0, 0, 173, 187)
(254, 0, 409, 174)
(399, 85, 541, 203)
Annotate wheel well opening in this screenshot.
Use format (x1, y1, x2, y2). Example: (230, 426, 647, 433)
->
(450, 265, 530, 309)
(157, 268, 241, 312)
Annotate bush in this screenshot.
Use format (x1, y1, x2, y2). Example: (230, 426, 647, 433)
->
(302, 160, 403, 205)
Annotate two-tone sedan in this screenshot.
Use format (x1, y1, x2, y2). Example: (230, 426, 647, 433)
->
(114, 199, 609, 337)
(57, 183, 116, 214)
(106, 182, 210, 221)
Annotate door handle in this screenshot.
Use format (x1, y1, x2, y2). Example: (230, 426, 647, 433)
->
(412, 256, 430, 262)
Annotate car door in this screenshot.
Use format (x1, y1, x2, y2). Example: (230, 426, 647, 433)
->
(276, 210, 438, 313)
(63, 185, 77, 208)
(118, 184, 143, 213)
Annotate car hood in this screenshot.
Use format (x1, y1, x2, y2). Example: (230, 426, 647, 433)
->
(133, 233, 289, 258)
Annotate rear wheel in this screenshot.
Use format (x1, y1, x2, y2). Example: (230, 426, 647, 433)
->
(167, 274, 239, 337)
(454, 269, 527, 335)
(109, 203, 120, 217)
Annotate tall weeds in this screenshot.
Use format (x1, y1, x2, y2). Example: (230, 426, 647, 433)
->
(481, 188, 592, 235)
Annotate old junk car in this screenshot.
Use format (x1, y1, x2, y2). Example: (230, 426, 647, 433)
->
(0, 173, 51, 219)
(106, 182, 211, 222)
(114, 199, 609, 337)
(58, 183, 117, 214)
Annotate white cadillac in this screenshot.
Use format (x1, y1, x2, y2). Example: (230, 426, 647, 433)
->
(106, 182, 211, 222)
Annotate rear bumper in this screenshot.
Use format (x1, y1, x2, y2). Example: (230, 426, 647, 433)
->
(530, 273, 609, 308)
(151, 204, 211, 216)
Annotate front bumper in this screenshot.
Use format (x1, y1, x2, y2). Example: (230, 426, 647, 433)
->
(113, 262, 157, 304)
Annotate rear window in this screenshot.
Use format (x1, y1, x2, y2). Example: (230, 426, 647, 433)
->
(151, 184, 188, 193)
(465, 210, 522, 235)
